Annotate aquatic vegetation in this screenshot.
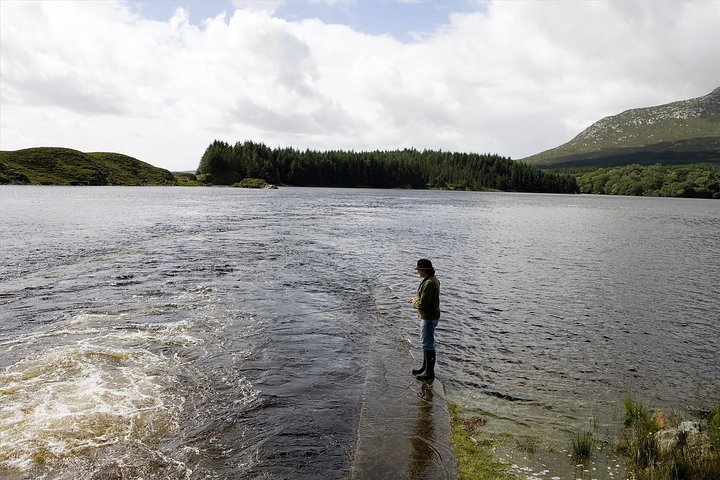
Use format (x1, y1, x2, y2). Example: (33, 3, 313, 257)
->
(571, 430, 595, 460)
(448, 404, 512, 480)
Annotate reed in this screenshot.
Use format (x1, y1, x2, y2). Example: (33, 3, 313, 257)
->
(571, 430, 594, 460)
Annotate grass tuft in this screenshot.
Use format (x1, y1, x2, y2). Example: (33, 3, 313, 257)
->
(516, 435, 539, 456)
(624, 395, 650, 427)
(571, 430, 594, 460)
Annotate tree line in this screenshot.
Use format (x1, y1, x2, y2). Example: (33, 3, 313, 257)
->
(196, 140, 579, 193)
(575, 163, 720, 198)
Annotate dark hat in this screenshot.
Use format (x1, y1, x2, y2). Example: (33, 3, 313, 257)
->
(415, 258, 434, 270)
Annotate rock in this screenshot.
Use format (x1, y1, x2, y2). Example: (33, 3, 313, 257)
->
(678, 421, 701, 434)
(655, 428, 679, 453)
(655, 421, 710, 456)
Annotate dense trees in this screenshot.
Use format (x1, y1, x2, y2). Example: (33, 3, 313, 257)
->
(575, 164, 720, 198)
(197, 140, 579, 194)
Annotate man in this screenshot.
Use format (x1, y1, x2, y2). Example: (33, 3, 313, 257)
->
(409, 258, 440, 380)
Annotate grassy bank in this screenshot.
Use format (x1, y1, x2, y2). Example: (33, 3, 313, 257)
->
(618, 397, 719, 480)
(448, 404, 512, 480)
(449, 397, 719, 480)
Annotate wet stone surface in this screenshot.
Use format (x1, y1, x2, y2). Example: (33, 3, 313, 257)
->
(351, 319, 457, 480)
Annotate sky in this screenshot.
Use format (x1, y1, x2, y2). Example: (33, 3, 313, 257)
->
(1, 0, 719, 172)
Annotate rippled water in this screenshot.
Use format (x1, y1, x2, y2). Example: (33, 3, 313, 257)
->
(1, 186, 718, 479)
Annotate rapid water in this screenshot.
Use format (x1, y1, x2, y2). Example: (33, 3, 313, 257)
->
(1, 186, 718, 479)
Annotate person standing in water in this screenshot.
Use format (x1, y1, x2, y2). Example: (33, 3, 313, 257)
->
(409, 258, 440, 380)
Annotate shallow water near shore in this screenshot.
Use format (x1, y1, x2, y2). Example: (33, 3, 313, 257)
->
(1, 186, 718, 479)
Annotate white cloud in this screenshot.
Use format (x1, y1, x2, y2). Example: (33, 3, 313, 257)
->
(1, 0, 718, 171)
(230, 0, 284, 14)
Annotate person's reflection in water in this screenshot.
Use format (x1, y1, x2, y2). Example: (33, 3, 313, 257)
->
(409, 381, 435, 479)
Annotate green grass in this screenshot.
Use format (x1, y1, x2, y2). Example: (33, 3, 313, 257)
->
(87, 152, 176, 185)
(0, 147, 177, 186)
(624, 395, 651, 427)
(448, 404, 512, 480)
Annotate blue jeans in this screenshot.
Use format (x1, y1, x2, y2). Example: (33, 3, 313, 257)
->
(420, 320, 439, 350)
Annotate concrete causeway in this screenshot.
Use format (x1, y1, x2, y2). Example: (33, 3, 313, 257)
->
(351, 321, 458, 480)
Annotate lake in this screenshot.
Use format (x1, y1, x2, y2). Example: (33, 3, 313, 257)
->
(1, 186, 718, 479)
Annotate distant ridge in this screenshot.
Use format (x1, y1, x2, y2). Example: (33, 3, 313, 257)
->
(0, 147, 177, 185)
(522, 88, 720, 168)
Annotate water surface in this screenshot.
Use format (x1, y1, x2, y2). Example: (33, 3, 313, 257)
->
(1, 186, 718, 478)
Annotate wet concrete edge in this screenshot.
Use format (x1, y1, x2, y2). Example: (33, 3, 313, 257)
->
(350, 321, 458, 480)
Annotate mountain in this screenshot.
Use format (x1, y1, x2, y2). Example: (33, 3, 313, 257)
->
(0, 147, 178, 185)
(522, 88, 720, 168)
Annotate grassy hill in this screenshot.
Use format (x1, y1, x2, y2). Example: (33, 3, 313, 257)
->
(522, 88, 720, 168)
(0, 147, 178, 186)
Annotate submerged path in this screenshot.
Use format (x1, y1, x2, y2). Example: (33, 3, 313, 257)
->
(351, 313, 458, 480)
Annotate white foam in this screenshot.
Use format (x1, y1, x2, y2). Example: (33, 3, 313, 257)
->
(0, 342, 182, 471)
(0, 313, 196, 472)
(0, 310, 260, 475)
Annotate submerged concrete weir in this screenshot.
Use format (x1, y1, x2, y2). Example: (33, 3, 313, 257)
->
(351, 317, 458, 480)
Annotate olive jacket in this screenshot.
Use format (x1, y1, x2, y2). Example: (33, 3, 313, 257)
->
(414, 275, 441, 320)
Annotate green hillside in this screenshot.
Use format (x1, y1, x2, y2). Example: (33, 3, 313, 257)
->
(522, 88, 720, 168)
(0, 147, 177, 186)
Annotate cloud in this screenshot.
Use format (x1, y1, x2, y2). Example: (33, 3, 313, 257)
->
(1, 0, 718, 170)
(230, 0, 284, 14)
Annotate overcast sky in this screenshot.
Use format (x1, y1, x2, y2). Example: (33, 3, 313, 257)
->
(1, 0, 719, 171)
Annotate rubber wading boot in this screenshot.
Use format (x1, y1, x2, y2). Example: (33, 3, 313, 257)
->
(416, 350, 435, 380)
(412, 354, 426, 375)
